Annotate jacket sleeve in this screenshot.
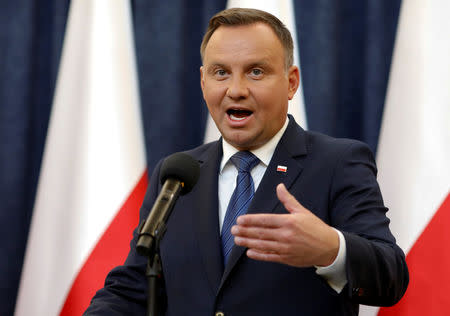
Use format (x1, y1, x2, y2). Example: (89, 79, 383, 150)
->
(328, 141, 409, 306)
(83, 160, 165, 315)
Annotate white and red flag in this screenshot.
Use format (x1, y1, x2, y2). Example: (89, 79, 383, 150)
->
(15, 0, 147, 315)
(361, 0, 450, 315)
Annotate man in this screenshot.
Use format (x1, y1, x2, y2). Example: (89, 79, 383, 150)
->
(85, 8, 408, 315)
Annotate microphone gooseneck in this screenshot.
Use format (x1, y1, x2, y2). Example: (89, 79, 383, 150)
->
(136, 152, 200, 256)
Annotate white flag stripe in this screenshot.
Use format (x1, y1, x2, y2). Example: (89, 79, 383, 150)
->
(203, 0, 307, 143)
(15, 0, 146, 315)
(377, 0, 450, 254)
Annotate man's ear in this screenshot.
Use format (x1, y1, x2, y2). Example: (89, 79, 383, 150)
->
(200, 66, 205, 92)
(287, 65, 300, 100)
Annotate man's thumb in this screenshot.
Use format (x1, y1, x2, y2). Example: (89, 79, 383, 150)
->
(276, 183, 306, 214)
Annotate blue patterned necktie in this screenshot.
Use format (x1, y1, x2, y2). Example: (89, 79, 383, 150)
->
(221, 151, 260, 265)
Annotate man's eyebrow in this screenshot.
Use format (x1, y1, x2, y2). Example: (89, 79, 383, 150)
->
(204, 61, 272, 74)
(247, 61, 270, 68)
(205, 63, 227, 73)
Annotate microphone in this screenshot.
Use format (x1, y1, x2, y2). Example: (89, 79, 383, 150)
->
(136, 152, 200, 257)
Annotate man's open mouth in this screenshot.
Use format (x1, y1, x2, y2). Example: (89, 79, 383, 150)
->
(227, 109, 253, 121)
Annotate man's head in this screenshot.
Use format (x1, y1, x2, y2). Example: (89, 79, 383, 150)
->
(200, 8, 294, 70)
(200, 8, 299, 151)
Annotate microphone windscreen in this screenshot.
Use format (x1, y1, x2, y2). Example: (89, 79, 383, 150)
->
(160, 152, 200, 195)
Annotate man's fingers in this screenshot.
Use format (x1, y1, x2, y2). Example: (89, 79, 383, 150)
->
(276, 183, 307, 214)
(236, 213, 288, 227)
(236, 184, 310, 227)
(234, 236, 287, 254)
(231, 225, 280, 241)
(245, 249, 283, 263)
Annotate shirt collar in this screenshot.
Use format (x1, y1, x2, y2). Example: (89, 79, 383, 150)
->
(220, 117, 289, 172)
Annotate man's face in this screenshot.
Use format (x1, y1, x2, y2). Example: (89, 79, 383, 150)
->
(200, 23, 299, 151)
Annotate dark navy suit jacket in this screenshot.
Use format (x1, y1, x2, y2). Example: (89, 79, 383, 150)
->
(85, 117, 408, 315)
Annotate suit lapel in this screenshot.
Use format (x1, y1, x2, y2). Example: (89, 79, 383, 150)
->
(191, 141, 224, 294)
(219, 118, 308, 290)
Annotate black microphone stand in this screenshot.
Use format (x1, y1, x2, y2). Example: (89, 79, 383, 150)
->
(144, 229, 164, 316)
(136, 152, 200, 316)
(136, 178, 183, 316)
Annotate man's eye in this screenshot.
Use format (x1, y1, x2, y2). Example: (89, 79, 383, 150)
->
(215, 69, 227, 76)
(250, 69, 263, 76)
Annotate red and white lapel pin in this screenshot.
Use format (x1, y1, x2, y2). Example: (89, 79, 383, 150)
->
(276, 165, 287, 173)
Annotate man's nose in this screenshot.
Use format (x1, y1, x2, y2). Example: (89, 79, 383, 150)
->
(226, 74, 249, 100)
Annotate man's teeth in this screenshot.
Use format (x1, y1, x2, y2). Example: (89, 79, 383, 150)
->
(230, 113, 247, 121)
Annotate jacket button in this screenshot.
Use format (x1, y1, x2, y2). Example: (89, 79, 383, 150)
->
(215, 312, 225, 316)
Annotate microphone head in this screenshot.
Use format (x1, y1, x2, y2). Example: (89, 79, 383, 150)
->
(160, 152, 200, 195)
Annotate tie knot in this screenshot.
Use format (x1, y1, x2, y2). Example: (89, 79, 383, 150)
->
(230, 151, 259, 173)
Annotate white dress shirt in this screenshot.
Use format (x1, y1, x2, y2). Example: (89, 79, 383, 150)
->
(218, 118, 347, 293)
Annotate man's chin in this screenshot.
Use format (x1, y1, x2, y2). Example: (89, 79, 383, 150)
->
(223, 135, 261, 151)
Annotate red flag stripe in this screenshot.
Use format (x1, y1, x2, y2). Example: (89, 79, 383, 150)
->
(59, 170, 148, 316)
(378, 192, 450, 315)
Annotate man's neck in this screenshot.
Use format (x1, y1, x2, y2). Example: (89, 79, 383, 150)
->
(220, 117, 289, 170)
